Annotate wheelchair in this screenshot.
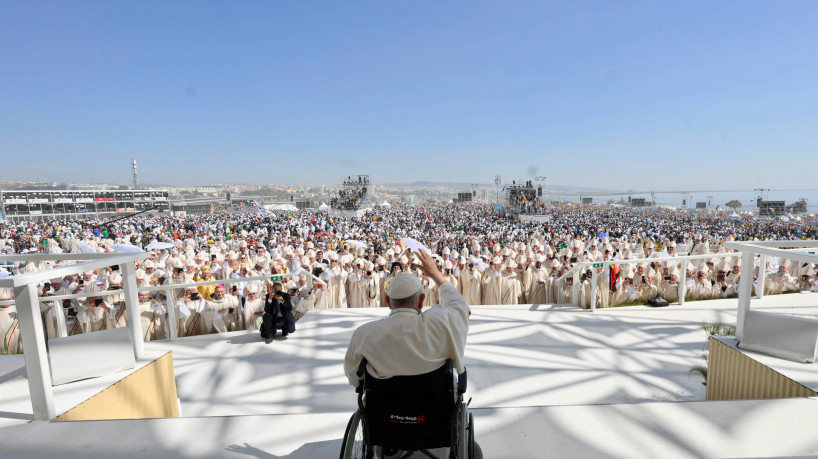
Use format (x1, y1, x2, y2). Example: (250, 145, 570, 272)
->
(340, 358, 475, 459)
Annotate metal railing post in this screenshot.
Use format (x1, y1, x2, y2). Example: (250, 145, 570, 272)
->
(590, 267, 598, 312)
(678, 265, 687, 306)
(736, 251, 755, 341)
(120, 263, 145, 358)
(166, 292, 178, 341)
(571, 268, 580, 306)
(14, 283, 56, 421)
(757, 254, 767, 299)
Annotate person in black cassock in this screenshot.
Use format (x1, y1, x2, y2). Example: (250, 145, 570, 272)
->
(261, 282, 296, 344)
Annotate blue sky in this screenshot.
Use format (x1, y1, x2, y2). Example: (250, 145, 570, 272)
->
(1, 1, 816, 189)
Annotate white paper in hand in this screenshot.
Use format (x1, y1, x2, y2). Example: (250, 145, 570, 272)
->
(401, 238, 431, 255)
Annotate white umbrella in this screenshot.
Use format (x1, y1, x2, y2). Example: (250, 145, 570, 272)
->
(79, 243, 95, 254)
(346, 239, 368, 249)
(146, 241, 174, 250)
(110, 243, 144, 253)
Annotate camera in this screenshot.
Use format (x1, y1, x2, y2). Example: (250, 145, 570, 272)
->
(211, 255, 216, 260)
(78, 279, 85, 285)
(190, 293, 200, 301)
(664, 276, 671, 281)
(112, 265, 120, 271)
(570, 257, 577, 263)
(366, 270, 372, 276)
(94, 298, 102, 306)
(232, 285, 238, 292)
(228, 307, 234, 313)
(175, 268, 184, 274)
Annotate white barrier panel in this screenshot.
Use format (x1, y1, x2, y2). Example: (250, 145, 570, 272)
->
(739, 310, 818, 363)
(48, 328, 136, 386)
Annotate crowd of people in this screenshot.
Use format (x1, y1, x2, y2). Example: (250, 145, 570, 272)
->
(507, 181, 545, 214)
(2, 203, 818, 352)
(330, 187, 367, 210)
(330, 176, 369, 210)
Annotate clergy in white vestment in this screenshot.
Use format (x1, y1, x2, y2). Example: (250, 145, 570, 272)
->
(458, 261, 482, 306)
(206, 285, 240, 333)
(242, 285, 266, 330)
(500, 261, 523, 305)
(481, 257, 503, 305)
(0, 287, 21, 354)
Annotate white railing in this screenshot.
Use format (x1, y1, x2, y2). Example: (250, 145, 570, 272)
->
(3, 269, 325, 341)
(562, 252, 745, 311)
(723, 240, 818, 341)
(0, 252, 149, 421)
(0, 251, 324, 421)
(565, 246, 818, 311)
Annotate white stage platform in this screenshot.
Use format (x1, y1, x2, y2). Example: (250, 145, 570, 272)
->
(0, 351, 166, 428)
(2, 293, 818, 457)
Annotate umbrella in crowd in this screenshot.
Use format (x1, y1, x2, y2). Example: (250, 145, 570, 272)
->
(110, 243, 144, 253)
(146, 241, 174, 250)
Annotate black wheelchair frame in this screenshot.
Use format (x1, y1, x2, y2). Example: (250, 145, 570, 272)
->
(339, 358, 474, 459)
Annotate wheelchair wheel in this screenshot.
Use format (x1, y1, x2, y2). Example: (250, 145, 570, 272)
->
(455, 403, 469, 459)
(340, 409, 368, 459)
(468, 411, 475, 459)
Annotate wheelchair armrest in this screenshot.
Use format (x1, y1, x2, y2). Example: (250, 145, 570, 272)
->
(356, 358, 368, 378)
(457, 368, 467, 394)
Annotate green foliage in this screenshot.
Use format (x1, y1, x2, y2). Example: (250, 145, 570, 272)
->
(700, 321, 736, 337)
(725, 200, 742, 210)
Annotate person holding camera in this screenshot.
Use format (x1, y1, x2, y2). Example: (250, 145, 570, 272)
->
(137, 291, 166, 341)
(690, 266, 715, 300)
(79, 293, 111, 333)
(180, 287, 208, 336)
(347, 260, 365, 308)
(260, 282, 295, 344)
(106, 273, 128, 329)
(637, 273, 659, 303)
(206, 284, 239, 333)
(362, 266, 380, 308)
(659, 268, 680, 302)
